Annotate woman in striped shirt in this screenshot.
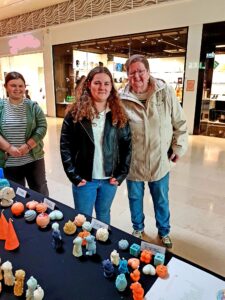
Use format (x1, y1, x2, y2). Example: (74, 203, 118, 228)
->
(0, 71, 49, 196)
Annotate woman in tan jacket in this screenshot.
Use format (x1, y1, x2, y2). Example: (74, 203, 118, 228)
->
(119, 54, 188, 248)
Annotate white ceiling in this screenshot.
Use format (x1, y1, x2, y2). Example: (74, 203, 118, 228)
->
(0, 0, 68, 21)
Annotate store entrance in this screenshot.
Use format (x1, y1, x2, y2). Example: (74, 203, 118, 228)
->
(196, 21, 225, 138)
(52, 27, 188, 117)
(0, 53, 47, 114)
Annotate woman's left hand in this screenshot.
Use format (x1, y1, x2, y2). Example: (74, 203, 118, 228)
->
(170, 153, 179, 163)
(109, 178, 119, 185)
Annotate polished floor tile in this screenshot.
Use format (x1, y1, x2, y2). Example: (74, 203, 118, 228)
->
(44, 117, 225, 277)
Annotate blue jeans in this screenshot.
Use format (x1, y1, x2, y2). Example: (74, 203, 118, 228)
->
(72, 179, 117, 224)
(127, 173, 170, 237)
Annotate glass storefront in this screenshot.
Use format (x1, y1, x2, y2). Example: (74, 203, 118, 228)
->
(52, 27, 188, 117)
(196, 21, 225, 138)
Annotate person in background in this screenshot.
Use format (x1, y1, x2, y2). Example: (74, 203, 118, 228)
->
(25, 89, 31, 100)
(0, 71, 49, 196)
(74, 75, 86, 101)
(60, 66, 131, 224)
(119, 54, 188, 248)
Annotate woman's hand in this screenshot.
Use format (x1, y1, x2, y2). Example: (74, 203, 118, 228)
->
(169, 153, 179, 163)
(109, 178, 119, 185)
(8, 146, 22, 157)
(77, 179, 87, 187)
(18, 144, 30, 156)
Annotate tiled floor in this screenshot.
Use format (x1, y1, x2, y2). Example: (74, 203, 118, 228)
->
(44, 117, 225, 277)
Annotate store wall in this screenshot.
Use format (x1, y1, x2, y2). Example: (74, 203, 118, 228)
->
(0, 53, 47, 113)
(43, 0, 225, 133)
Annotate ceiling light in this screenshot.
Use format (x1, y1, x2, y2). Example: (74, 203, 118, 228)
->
(157, 35, 163, 42)
(216, 45, 225, 48)
(142, 35, 148, 44)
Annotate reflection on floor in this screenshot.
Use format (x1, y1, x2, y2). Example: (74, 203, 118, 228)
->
(44, 117, 225, 277)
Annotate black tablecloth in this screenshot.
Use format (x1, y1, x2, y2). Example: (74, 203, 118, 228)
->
(0, 182, 224, 299)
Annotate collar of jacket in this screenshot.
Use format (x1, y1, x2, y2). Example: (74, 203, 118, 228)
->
(120, 76, 166, 103)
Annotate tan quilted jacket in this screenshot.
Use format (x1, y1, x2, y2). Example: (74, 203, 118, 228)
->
(119, 77, 188, 182)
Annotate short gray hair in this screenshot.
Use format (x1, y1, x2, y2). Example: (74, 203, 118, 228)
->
(125, 54, 150, 73)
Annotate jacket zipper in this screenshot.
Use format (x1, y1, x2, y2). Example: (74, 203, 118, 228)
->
(80, 122, 94, 144)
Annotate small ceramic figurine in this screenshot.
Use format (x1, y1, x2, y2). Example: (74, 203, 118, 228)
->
(118, 239, 129, 250)
(0, 176, 10, 189)
(110, 249, 120, 266)
(130, 269, 140, 282)
(130, 282, 144, 300)
(142, 264, 156, 276)
(14, 269, 26, 296)
(26, 276, 38, 300)
(0, 187, 15, 207)
(1, 260, 15, 286)
(52, 222, 63, 250)
(26, 200, 39, 210)
(115, 273, 127, 292)
(155, 264, 168, 278)
(24, 210, 37, 222)
(96, 228, 109, 242)
(11, 201, 25, 216)
(72, 237, 83, 257)
(118, 259, 129, 274)
(85, 235, 96, 256)
(140, 249, 152, 264)
(33, 285, 44, 300)
(49, 210, 63, 221)
(36, 213, 50, 228)
(35, 203, 48, 213)
(82, 221, 92, 232)
(102, 259, 114, 278)
(128, 258, 140, 270)
(63, 220, 76, 235)
(74, 214, 86, 227)
(78, 231, 90, 246)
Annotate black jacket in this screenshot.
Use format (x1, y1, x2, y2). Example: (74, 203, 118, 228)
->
(60, 111, 132, 186)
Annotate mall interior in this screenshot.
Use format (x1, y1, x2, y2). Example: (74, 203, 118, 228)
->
(0, 0, 225, 279)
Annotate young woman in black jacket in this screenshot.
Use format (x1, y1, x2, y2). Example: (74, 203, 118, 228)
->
(60, 66, 131, 224)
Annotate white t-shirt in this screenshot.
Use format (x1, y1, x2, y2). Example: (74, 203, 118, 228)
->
(92, 110, 110, 179)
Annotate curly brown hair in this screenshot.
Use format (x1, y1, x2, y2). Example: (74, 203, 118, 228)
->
(69, 66, 128, 128)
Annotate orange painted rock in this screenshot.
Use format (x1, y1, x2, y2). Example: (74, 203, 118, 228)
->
(11, 202, 25, 216)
